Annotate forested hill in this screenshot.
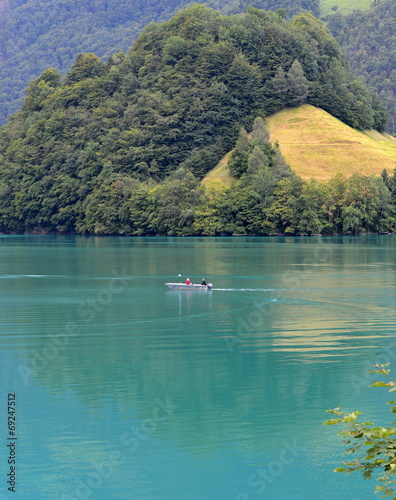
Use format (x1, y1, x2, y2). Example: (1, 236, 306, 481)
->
(326, 0, 396, 135)
(0, 0, 185, 123)
(0, 6, 390, 235)
(0, 0, 319, 125)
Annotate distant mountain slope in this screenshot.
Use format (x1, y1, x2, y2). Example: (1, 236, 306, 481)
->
(0, 0, 319, 125)
(326, 0, 396, 135)
(202, 104, 396, 185)
(0, 0, 186, 123)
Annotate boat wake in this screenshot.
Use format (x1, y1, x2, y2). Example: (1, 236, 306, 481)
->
(213, 288, 286, 292)
(0, 274, 55, 278)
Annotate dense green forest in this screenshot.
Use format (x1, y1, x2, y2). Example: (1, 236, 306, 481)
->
(0, 0, 319, 125)
(3, 0, 396, 136)
(0, 6, 392, 236)
(326, 0, 396, 134)
(0, 0, 185, 123)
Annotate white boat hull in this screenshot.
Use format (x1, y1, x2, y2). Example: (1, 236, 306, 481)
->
(165, 283, 213, 290)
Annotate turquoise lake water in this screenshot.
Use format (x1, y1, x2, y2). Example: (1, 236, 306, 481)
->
(0, 235, 395, 499)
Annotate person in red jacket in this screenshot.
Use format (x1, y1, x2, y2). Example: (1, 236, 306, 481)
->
(186, 278, 192, 285)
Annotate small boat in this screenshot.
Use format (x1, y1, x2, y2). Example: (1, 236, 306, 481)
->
(165, 282, 213, 290)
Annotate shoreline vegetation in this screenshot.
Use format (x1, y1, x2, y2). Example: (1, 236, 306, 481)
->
(1, 232, 394, 237)
(0, 6, 394, 237)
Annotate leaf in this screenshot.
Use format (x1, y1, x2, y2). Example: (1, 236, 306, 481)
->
(326, 407, 342, 414)
(324, 419, 343, 425)
(370, 381, 392, 388)
(344, 412, 362, 422)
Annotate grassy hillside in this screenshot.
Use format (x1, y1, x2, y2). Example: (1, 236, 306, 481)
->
(201, 152, 235, 190)
(320, 0, 372, 17)
(267, 105, 396, 180)
(202, 104, 396, 185)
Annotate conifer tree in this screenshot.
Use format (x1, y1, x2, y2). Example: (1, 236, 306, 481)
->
(269, 66, 288, 110)
(247, 145, 269, 174)
(272, 146, 292, 181)
(251, 117, 270, 145)
(228, 127, 250, 177)
(287, 59, 309, 106)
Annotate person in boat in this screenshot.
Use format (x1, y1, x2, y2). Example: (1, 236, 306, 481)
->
(201, 278, 207, 286)
(186, 278, 192, 285)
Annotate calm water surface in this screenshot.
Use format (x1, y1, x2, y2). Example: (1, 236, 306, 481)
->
(0, 235, 395, 499)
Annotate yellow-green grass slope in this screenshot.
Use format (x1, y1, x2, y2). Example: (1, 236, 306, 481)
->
(202, 104, 396, 187)
(320, 0, 372, 17)
(201, 151, 236, 190)
(267, 105, 396, 181)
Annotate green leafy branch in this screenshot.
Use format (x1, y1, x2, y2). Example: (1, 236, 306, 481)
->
(325, 364, 396, 498)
